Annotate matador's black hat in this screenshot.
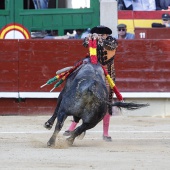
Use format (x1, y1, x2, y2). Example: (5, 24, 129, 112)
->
(90, 25, 112, 34)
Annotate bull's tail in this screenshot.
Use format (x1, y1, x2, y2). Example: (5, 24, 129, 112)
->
(89, 83, 149, 110)
(106, 101, 149, 110)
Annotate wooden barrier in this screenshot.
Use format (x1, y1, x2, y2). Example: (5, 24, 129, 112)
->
(135, 28, 170, 39)
(116, 40, 170, 92)
(0, 39, 170, 115)
(18, 40, 87, 92)
(0, 40, 19, 91)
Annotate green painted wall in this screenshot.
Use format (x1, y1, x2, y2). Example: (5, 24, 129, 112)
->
(0, 0, 99, 35)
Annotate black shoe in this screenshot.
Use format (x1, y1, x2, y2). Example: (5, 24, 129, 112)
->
(103, 135, 112, 142)
(63, 130, 71, 136)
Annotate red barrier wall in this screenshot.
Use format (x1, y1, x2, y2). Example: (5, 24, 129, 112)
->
(116, 40, 170, 92)
(18, 40, 88, 92)
(0, 39, 170, 115)
(0, 40, 19, 91)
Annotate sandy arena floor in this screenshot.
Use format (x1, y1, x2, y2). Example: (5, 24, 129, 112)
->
(0, 115, 170, 170)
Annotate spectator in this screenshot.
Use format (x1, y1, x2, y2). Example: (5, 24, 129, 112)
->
(43, 30, 58, 39)
(121, 0, 156, 11)
(152, 13, 170, 27)
(81, 28, 91, 39)
(32, 0, 48, 9)
(116, 24, 135, 39)
(75, 29, 84, 39)
(119, 0, 133, 10)
(133, 0, 156, 11)
(162, 13, 170, 27)
(70, 29, 84, 39)
(155, 0, 170, 10)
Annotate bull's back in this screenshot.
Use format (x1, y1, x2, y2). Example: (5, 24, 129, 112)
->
(58, 63, 108, 120)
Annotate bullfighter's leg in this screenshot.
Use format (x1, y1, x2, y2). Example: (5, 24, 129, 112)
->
(63, 114, 112, 142)
(66, 122, 97, 146)
(47, 112, 67, 146)
(63, 115, 80, 136)
(63, 116, 86, 139)
(103, 113, 112, 142)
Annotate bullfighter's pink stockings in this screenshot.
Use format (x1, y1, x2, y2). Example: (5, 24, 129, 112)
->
(103, 113, 111, 137)
(67, 113, 110, 137)
(68, 121, 77, 131)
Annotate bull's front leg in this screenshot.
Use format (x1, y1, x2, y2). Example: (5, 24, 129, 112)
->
(44, 101, 61, 130)
(44, 116, 56, 130)
(44, 111, 57, 130)
(47, 112, 67, 146)
(47, 123, 59, 146)
(44, 94, 64, 130)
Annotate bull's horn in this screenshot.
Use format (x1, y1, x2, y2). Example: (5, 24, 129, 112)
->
(56, 66, 73, 75)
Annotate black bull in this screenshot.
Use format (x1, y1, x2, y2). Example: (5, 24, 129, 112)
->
(44, 62, 148, 146)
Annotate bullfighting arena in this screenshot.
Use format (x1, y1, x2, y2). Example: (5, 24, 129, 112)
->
(1, 115, 170, 170)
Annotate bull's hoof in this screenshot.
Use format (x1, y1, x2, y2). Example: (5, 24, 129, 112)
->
(44, 121, 53, 130)
(103, 135, 112, 142)
(47, 138, 55, 147)
(66, 137, 74, 146)
(47, 141, 54, 147)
